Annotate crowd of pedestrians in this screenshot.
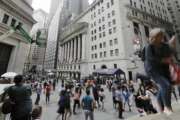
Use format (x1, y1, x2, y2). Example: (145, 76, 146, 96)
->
(2, 27, 180, 120)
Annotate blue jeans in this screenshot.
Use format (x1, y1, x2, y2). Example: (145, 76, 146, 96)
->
(84, 110, 94, 120)
(152, 74, 172, 109)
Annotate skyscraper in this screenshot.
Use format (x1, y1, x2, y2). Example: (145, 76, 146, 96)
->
(44, 0, 89, 70)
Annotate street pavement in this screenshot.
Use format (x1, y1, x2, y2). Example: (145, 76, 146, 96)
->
(128, 100, 180, 120)
(31, 83, 138, 120)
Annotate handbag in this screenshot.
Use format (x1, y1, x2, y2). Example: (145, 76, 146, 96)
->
(2, 98, 15, 114)
(169, 63, 180, 85)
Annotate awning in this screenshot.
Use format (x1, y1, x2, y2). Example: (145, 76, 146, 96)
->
(93, 68, 125, 75)
(136, 73, 150, 80)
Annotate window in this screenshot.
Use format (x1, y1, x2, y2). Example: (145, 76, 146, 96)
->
(108, 22, 111, 27)
(91, 54, 94, 59)
(99, 33, 102, 38)
(99, 19, 101, 23)
(130, 0, 132, 6)
(114, 38, 118, 44)
(144, 26, 149, 37)
(107, 2, 110, 8)
(104, 51, 107, 57)
(108, 13, 111, 18)
(110, 40, 113, 46)
(102, 25, 105, 29)
(112, 19, 116, 25)
(134, 2, 137, 8)
(11, 18, 16, 27)
(102, 17, 105, 21)
(110, 50, 114, 56)
(95, 45, 97, 49)
(93, 65, 96, 70)
(94, 36, 96, 40)
(111, 0, 114, 5)
(115, 49, 119, 56)
(113, 27, 116, 33)
(99, 26, 102, 31)
(98, 9, 101, 14)
(91, 46, 94, 51)
(133, 22, 139, 34)
(100, 43, 102, 48)
(102, 7, 104, 12)
(103, 32, 106, 37)
(103, 42, 106, 48)
(114, 64, 117, 68)
(109, 29, 112, 34)
(112, 10, 115, 16)
(2, 14, 9, 24)
(95, 54, 97, 58)
(100, 52, 103, 58)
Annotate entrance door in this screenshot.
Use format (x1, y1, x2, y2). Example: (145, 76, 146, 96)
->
(128, 71, 133, 80)
(0, 43, 13, 75)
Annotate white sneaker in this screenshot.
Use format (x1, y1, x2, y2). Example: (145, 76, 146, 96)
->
(164, 109, 173, 116)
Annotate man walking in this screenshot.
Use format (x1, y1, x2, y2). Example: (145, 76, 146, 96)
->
(2, 75, 32, 120)
(82, 90, 94, 120)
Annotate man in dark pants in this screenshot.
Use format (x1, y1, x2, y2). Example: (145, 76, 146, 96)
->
(2, 75, 32, 120)
(115, 86, 124, 119)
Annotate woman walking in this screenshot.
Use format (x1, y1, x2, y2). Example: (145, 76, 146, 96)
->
(144, 28, 175, 115)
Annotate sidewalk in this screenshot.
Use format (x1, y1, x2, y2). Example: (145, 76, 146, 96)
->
(128, 101, 180, 120)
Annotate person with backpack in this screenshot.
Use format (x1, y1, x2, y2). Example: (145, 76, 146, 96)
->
(2, 75, 32, 120)
(144, 28, 176, 115)
(81, 90, 95, 120)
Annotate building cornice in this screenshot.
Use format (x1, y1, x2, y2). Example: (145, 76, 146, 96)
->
(22, 0, 34, 11)
(0, 0, 36, 25)
(126, 5, 173, 28)
(0, 23, 29, 44)
(60, 22, 88, 43)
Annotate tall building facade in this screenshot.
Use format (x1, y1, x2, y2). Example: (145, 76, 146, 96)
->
(0, 0, 35, 75)
(58, 0, 174, 79)
(166, 0, 180, 57)
(44, 0, 89, 71)
(30, 9, 48, 71)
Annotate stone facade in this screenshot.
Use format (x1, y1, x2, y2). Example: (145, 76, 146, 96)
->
(0, 0, 35, 75)
(58, 0, 174, 79)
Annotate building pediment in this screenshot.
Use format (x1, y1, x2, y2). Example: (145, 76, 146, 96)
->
(60, 22, 88, 41)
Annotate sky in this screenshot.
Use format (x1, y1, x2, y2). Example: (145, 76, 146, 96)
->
(32, 0, 94, 13)
(32, 0, 51, 13)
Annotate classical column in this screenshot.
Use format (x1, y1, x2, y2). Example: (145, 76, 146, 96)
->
(63, 44, 65, 62)
(70, 39, 73, 62)
(74, 36, 78, 61)
(65, 43, 68, 62)
(72, 38, 75, 62)
(80, 34, 82, 60)
(69, 41, 72, 63)
(77, 35, 81, 60)
(67, 42, 70, 63)
(81, 34, 86, 60)
(61, 45, 64, 63)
